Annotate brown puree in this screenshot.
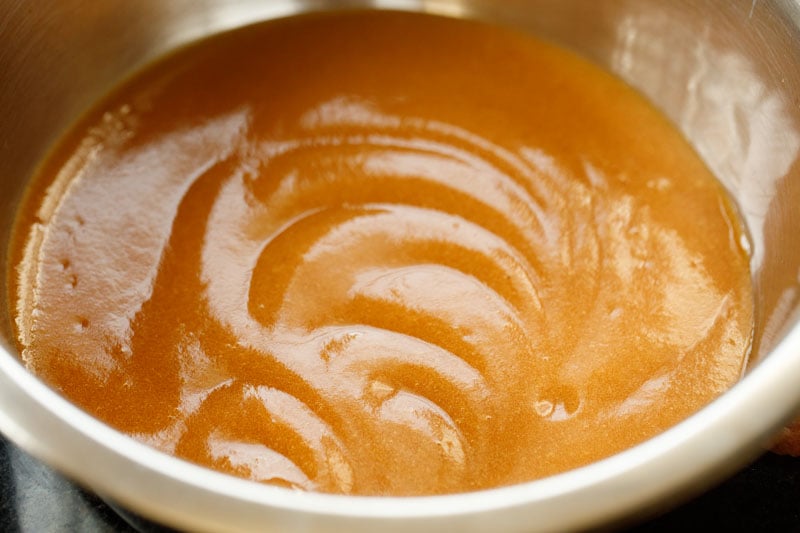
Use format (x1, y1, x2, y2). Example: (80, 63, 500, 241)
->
(9, 11, 753, 496)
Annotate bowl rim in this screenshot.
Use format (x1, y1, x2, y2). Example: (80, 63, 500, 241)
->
(1, 322, 799, 531)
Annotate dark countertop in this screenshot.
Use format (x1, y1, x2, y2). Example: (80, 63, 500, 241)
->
(2, 433, 799, 532)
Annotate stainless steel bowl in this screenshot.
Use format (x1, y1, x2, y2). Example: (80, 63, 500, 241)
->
(2, 1, 800, 531)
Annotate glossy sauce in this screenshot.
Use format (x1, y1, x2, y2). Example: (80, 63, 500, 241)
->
(10, 11, 753, 495)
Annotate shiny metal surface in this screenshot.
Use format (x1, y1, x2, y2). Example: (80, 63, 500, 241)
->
(1, 1, 800, 531)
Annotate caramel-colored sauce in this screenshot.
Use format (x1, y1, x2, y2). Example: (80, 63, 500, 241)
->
(10, 11, 753, 495)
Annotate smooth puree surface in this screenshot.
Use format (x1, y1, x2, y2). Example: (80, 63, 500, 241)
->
(9, 11, 753, 496)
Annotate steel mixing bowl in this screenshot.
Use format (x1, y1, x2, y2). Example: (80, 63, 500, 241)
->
(2, 1, 800, 531)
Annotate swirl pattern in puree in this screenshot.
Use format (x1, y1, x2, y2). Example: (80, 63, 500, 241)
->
(10, 11, 753, 495)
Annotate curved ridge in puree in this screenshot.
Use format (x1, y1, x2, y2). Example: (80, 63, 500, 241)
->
(10, 11, 753, 496)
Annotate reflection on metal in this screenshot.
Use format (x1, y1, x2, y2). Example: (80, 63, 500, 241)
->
(611, 7, 800, 273)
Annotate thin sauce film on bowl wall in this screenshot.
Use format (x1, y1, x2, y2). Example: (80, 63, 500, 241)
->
(8, 11, 754, 496)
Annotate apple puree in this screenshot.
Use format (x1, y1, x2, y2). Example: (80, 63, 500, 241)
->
(9, 11, 753, 495)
